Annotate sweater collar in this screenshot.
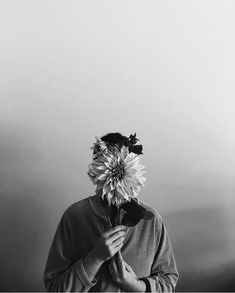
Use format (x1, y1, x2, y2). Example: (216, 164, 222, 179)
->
(88, 195, 114, 220)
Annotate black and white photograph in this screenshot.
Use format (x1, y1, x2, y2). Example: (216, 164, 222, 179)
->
(0, 1, 234, 292)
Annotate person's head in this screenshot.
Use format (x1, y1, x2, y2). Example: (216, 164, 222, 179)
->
(88, 132, 146, 207)
(92, 132, 143, 159)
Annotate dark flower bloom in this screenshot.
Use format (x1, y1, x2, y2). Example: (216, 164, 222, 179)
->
(120, 198, 153, 227)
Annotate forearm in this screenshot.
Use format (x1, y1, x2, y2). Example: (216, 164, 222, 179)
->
(135, 279, 147, 292)
(44, 251, 103, 292)
(119, 278, 147, 292)
(82, 249, 104, 283)
(45, 260, 91, 292)
(144, 273, 178, 292)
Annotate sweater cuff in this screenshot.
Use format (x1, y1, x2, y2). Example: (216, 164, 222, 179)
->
(143, 276, 176, 292)
(74, 258, 97, 289)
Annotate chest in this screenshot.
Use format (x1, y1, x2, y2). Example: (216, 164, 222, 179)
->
(72, 215, 155, 278)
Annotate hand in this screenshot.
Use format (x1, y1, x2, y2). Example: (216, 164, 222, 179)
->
(109, 251, 146, 292)
(91, 225, 127, 263)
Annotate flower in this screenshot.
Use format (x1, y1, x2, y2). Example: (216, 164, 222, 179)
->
(88, 145, 146, 207)
(90, 136, 109, 160)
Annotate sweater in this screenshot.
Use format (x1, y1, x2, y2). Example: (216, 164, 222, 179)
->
(43, 195, 179, 292)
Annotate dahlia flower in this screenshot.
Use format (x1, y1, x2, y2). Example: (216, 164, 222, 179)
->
(90, 136, 109, 159)
(88, 145, 146, 207)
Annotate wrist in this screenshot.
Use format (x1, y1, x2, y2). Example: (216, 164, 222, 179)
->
(81, 251, 103, 285)
(88, 249, 104, 266)
(137, 279, 147, 292)
(121, 279, 146, 292)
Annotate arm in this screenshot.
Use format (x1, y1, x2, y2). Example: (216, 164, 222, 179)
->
(109, 251, 147, 292)
(43, 213, 101, 292)
(142, 218, 179, 292)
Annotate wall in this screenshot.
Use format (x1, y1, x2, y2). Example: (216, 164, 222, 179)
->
(0, 1, 235, 291)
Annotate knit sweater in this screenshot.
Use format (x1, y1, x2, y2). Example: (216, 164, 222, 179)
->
(43, 195, 179, 292)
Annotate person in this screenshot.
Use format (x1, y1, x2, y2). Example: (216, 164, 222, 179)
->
(43, 132, 179, 292)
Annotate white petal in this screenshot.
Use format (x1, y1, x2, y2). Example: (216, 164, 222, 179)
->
(96, 165, 107, 171)
(110, 181, 116, 190)
(98, 173, 108, 180)
(127, 168, 137, 175)
(104, 162, 111, 168)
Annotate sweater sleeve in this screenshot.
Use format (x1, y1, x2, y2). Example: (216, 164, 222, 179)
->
(43, 212, 97, 292)
(142, 217, 179, 292)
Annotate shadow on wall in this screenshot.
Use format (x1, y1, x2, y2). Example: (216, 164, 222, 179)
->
(164, 206, 235, 292)
(0, 122, 57, 291)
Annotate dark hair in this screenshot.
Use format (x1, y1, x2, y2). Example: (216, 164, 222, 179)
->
(99, 132, 143, 155)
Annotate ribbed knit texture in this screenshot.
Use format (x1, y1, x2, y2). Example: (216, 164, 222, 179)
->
(43, 195, 179, 292)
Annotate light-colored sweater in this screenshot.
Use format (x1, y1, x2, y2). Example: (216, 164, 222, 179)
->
(43, 196, 179, 292)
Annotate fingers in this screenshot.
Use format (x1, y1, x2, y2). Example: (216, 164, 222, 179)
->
(98, 225, 127, 261)
(108, 230, 126, 244)
(116, 250, 122, 266)
(112, 237, 125, 249)
(124, 262, 132, 272)
(108, 259, 117, 273)
(116, 251, 132, 275)
(116, 250, 125, 274)
(109, 260, 120, 283)
(117, 250, 123, 261)
(104, 225, 126, 238)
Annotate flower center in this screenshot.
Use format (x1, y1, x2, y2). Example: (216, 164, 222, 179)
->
(111, 163, 125, 180)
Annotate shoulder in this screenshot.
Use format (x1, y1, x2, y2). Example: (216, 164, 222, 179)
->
(139, 200, 163, 230)
(62, 196, 91, 220)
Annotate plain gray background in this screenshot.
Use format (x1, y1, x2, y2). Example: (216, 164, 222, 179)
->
(0, 0, 235, 291)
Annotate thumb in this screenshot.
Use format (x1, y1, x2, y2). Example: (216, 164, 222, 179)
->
(109, 257, 119, 276)
(116, 251, 125, 273)
(122, 258, 134, 273)
(124, 262, 132, 272)
(117, 250, 123, 261)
